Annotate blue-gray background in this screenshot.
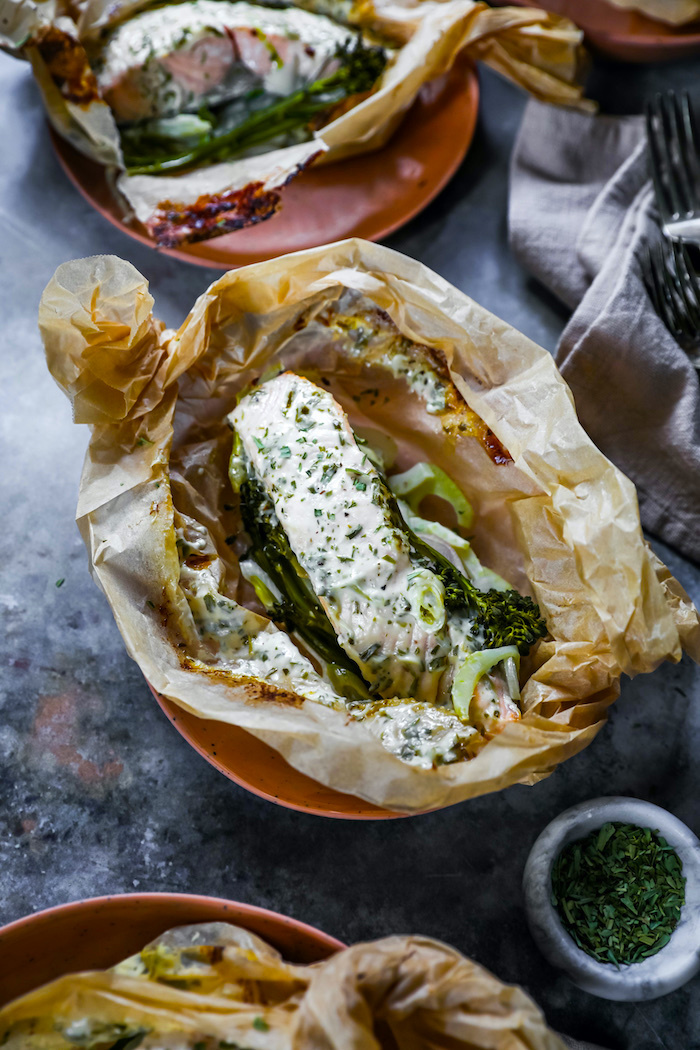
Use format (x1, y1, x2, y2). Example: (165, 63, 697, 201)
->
(1, 44, 699, 1050)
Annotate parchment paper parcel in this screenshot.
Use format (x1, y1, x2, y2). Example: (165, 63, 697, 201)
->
(39, 240, 700, 812)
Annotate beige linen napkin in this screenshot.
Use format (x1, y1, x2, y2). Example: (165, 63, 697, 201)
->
(509, 100, 700, 564)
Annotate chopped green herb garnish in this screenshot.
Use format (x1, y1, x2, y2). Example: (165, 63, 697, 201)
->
(252, 1017, 270, 1032)
(55, 578, 65, 588)
(551, 822, 686, 966)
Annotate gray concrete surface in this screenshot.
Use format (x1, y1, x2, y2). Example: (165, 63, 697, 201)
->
(1, 43, 699, 1050)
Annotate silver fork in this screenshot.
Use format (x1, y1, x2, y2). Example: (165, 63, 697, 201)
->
(645, 91, 700, 245)
(641, 238, 700, 364)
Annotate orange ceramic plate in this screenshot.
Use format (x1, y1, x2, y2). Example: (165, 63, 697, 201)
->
(0, 893, 345, 1010)
(50, 59, 479, 270)
(489, 0, 700, 61)
(149, 683, 410, 819)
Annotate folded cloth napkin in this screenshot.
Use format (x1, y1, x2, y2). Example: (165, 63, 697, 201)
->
(509, 100, 700, 564)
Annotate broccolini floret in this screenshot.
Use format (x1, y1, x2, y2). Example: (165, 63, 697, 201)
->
(383, 479, 548, 656)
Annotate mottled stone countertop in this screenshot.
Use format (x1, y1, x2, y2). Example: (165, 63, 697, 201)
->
(1, 41, 699, 1050)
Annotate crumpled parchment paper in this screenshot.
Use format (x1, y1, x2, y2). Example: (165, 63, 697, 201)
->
(604, 0, 700, 26)
(2, 0, 590, 244)
(38, 239, 700, 813)
(0, 921, 568, 1049)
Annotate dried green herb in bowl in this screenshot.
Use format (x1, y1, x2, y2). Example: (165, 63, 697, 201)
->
(550, 822, 686, 967)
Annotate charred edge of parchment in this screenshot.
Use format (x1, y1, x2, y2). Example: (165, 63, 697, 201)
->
(181, 658, 305, 707)
(34, 25, 101, 106)
(481, 430, 511, 465)
(184, 553, 214, 569)
(146, 151, 324, 248)
(148, 181, 281, 248)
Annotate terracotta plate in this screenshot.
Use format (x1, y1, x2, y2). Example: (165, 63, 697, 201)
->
(0, 893, 345, 1010)
(150, 683, 410, 819)
(50, 59, 479, 270)
(489, 0, 700, 61)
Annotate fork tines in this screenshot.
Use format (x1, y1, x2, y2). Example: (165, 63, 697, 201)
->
(645, 92, 700, 231)
(642, 239, 700, 353)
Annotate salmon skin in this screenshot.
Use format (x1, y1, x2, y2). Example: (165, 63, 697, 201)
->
(94, 0, 357, 123)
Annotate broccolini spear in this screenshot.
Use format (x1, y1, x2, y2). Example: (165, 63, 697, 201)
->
(124, 38, 387, 175)
(239, 477, 372, 703)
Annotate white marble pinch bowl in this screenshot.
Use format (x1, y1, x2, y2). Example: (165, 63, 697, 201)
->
(523, 796, 700, 1001)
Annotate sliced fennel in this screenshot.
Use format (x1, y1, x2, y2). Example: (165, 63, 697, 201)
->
(354, 426, 398, 471)
(406, 567, 446, 632)
(397, 495, 522, 718)
(239, 558, 282, 610)
(388, 462, 474, 530)
(397, 500, 510, 593)
(120, 111, 214, 157)
(452, 646, 519, 720)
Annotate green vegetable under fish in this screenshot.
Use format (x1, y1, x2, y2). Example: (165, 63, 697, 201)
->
(238, 473, 373, 702)
(122, 37, 387, 174)
(93, 0, 388, 176)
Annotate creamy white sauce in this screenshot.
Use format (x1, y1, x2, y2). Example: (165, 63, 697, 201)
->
(230, 373, 473, 704)
(358, 700, 476, 768)
(169, 346, 525, 766)
(377, 350, 447, 415)
(176, 535, 480, 763)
